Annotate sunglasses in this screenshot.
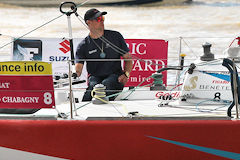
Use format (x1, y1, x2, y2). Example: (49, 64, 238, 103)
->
(95, 16, 105, 22)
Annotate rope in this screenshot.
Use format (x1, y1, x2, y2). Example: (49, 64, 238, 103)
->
(181, 37, 198, 58)
(91, 87, 108, 104)
(0, 14, 63, 50)
(120, 74, 154, 100)
(0, 0, 90, 50)
(195, 99, 231, 113)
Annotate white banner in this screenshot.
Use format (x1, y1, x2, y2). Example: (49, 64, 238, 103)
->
(11, 37, 88, 81)
(12, 37, 168, 88)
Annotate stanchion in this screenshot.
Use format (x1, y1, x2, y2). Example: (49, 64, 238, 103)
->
(60, 2, 78, 119)
(232, 58, 239, 119)
(60, 1, 77, 64)
(68, 60, 73, 119)
(176, 37, 183, 90)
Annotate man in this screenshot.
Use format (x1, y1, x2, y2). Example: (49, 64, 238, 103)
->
(75, 8, 132, 101)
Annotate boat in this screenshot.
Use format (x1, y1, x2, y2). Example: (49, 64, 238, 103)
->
(0, 0, 192, 7)
(1, 2, 240, 160)
(1, 36, 240, 159)
(1, 39, 240, 159)
(51, 38, 240, 120)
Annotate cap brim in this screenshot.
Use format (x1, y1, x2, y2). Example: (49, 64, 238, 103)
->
(90, 11, 107, 20)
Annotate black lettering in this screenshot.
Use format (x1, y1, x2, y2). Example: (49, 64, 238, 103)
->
(214, 92, 221, 100)
(15, 65, 21, 72)
(38, 65, 44, 72)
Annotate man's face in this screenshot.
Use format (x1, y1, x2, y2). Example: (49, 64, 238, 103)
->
(88, 16, 105, 32)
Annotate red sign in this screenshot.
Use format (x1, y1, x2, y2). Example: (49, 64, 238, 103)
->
(0, 76, 55, 108)
(59, 39, 70, 54)
(125, 39, 168, 87)
(0, 61, 55, 109)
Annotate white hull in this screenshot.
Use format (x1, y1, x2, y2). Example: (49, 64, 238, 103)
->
(0, 147, 66, 160)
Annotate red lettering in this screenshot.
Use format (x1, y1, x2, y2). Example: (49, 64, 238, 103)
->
(155, 91, 181, 98)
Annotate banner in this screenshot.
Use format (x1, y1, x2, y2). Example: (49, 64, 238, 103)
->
(12, 38, 168, 87)
(0, 61, 55, 108)
(126, 39, 168, 86)
(12, 38, 84, 76)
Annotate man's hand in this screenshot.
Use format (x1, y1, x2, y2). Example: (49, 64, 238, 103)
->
(118, 74, 128, 85)
(75, 63, 84, 77)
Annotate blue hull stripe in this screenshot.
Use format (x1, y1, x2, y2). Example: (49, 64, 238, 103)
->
(201, 71, 231, 82)
(147, 136, 240, 160)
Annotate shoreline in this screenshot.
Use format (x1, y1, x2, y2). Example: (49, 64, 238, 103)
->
(0, 0, 192, 8)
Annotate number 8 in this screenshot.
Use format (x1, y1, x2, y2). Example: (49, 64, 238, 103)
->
(44, 92, 52, 105)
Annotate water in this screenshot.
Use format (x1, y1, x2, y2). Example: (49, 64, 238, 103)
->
(0, 0, 239, 83)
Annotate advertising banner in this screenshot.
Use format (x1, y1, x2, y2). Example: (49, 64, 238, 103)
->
(12, 38, 83, 76)
(125, 39, 168, 86)
(0, 61, 55, 108)
(12, 38, 168, 87)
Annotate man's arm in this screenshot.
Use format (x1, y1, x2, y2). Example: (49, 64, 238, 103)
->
(123, 53, 132, 73)
(75, 63, 84, 77)
(118, 53, 132, 85)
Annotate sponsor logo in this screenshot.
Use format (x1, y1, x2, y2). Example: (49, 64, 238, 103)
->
(13, 39, 43, 61)
(184, 76, 198, 91)
(59, 40, 70, 54)
(49, 56, 69, 62)
(132, 59, 166, 72)
(89, 49, 97, 55)
(212, 80, 229, 84)
(183, 76, 231, 91)
(127, 42, 147, 55)
(49, 40, 70, 62)
(155, 91, 181, 99)
(199, 85, 231, 90)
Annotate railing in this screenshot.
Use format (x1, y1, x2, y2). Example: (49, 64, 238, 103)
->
(0, 36, 240, 119)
